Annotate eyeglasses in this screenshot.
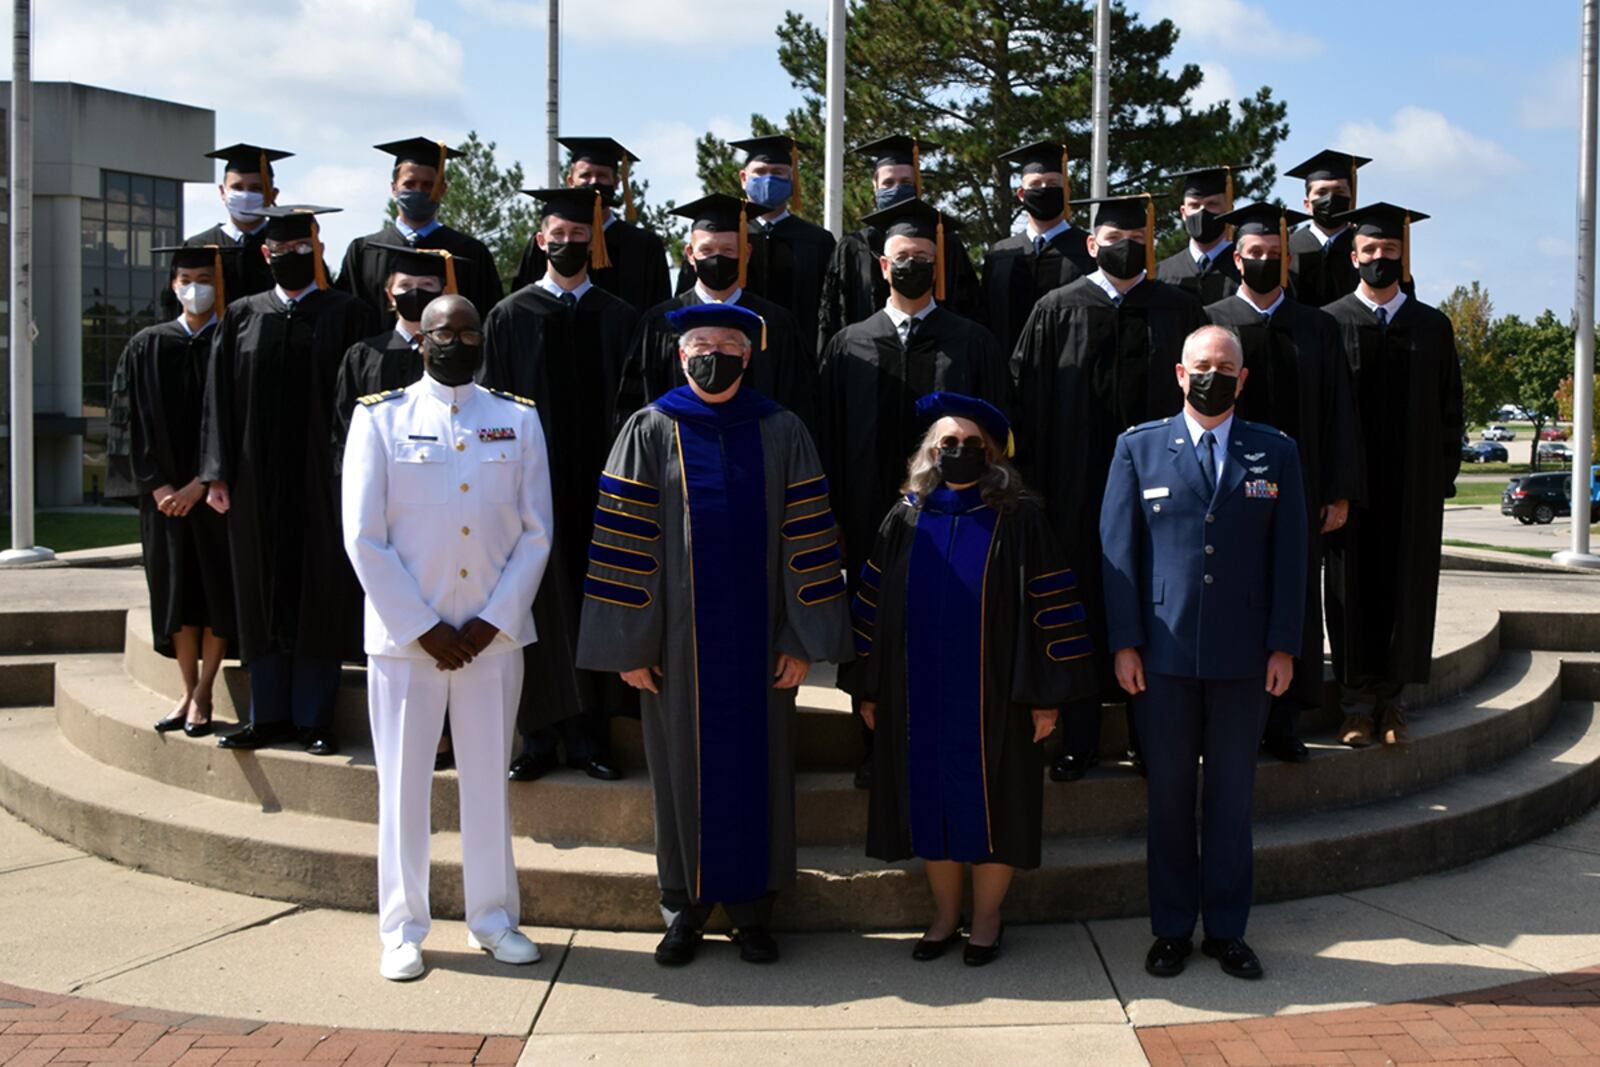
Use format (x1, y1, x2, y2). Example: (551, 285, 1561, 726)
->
(683, 343, 744, 356)
(423, 327, 485, 346)
(938, 436, 985, 451)
(265, 241, 314, 256)
(890, 254, 934, 266)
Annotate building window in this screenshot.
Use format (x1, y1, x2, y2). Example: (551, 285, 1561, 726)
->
(80, 170, 182, 498)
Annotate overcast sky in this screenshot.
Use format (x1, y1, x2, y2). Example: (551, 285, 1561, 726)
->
(6, 0, 1578, 319)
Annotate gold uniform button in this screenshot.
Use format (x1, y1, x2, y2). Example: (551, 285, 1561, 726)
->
(456, 441, 465, 452)
(451, 404, 459, 414)
(461, 526, 471, 536)
(1203, 574, 1214, 585)
(460, 483, 470, 493)
(459, 568, 469, 578)
(1204, 544, 1215, 555)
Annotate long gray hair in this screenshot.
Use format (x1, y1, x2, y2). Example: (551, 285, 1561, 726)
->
(901, 419, 1033, 513)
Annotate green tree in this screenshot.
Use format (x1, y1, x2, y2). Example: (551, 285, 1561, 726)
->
(384, 131, 536, 285)
(694, 0, 1289, 248)
(1439, 282, 1506, 430)
(1495, 310, 1577, 471)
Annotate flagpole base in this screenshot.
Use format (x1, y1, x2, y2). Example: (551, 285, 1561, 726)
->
(0, 545, 55, 565)
(1553, 550, 1600, 569)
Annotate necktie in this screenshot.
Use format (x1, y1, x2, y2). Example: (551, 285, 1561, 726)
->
(900, 316, 918, 349)
(1197, 255, 1211, 276)
(561, 291, 578, 312)
(1199, 431, 1217, 496)
(405, 231, 419, 248)
(1111, 293, 1122, 308)
(1033, 235, 1046, 256)
(1375, 305, 1388, 329)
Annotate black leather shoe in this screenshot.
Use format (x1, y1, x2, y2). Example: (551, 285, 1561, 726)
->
(911, 924, 964, 961)
(154, 715, 187, 733)
(182, 719, 214, 739)
(735, 925, 780, 963)
(304, 732, 339, 757)
(585, 759, 623, 781)
(508, 752, 558, 782)
(217, 722, 295, 750)
(962, 923, 1003, 967)
(654, 915, 702, 967)
(1144, 937, 1193, 977)
(1050, 752, 1097, 782)
(434, 747, 455, 772)
(1263, 736, 1311, 763)
(1202, 937, 1264, 980)
(853, 758, 873, 790)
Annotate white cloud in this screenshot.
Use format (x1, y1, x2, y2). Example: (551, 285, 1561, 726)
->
(1538, 235, 1577, 259)
(1141, 0, 1320, 59)
(1334, 106, 1522, 188)
(458, 0, 802, 43)
(1187, 60, 1238, 112)
(626, 115, 746, 209)
(1518, 54, 1580, 131)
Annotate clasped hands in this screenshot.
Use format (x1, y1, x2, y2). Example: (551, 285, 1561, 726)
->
(1115, 647, 1294, 697)
(418, 618, 500, 671)
(620, 653, 810, 695)
(153, 479, 206, 517)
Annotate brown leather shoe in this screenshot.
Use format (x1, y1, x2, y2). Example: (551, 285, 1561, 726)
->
(1376, 704, 1410, 745)
(1339, 714, 1374, 748)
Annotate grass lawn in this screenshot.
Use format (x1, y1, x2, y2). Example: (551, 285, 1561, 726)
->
(1442, 539, 1558, 560)
(0, 510, 140, 553)
(1452, 482, 1510, 507)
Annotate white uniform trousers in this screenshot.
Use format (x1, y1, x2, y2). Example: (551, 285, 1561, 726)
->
(369, 649, 522, 948)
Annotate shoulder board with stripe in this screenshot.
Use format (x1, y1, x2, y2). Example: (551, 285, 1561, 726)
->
(357, 389, 405, 406)
(489, 389, 537, 408)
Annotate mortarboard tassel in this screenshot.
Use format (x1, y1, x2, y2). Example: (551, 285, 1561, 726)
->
(311, 219, 329, 290)
(935, 214, 947, 302)
(757, 312, 768, 352)
(432, 141, 448, 203)
(789, 142, 803, 215)
(439, 249, 458, 295)
(1224, 166, 1234, 243)
(1144, 195, 1156, 277)
(1402, 212, 1412, 284)
(213, 249, 226, 312)
(258, 150, 270, 191)
(623, 157, 636, 223)
(1062, 145, 1071, 206)
(590, 191, 612, 270)
(1278, 214, 1290, 290)
(737, 198, 750, 289)
(912, 139, 922, 199)
(1350, 160, 1359, 207)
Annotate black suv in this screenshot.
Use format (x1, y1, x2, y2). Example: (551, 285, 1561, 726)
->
(1502, 472, 1600, 525)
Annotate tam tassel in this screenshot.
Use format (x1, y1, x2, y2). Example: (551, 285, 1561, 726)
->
(912, 139, 922, 198)
(1350, 159, 1359, 206)
(1402, 212, 1412, 284)
(590, 191, 612, 270)
(1062, 145, 1071, 206)
(439, 249, 458, 295)
(934, 214, 947, 302)
(432, 141, 448, 202)
(737, 198, 750, 289)
(311, 220, 329, 290)
(1144, 195, 1156, 277)
(1278, 215, 1289, 290)
(1224, 167, 1234, 243)
(258, 150, 270, 189)
(789, 142, 802, 214)
(757, 312, 768, 352)
(623, 157, 636, 222)
(211, 249, 226, 312)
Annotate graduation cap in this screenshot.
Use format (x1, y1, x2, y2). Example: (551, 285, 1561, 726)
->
(1072, 193, 1158, 276)
(250, 205, 340, 288)
(915, 391, 1015, 458)
(1284, 149, 1372, 201)
(1215, 202, 1311, 290)
(155, 244, 242, 310)
(859, 197, 956, 302)
(523, 188, 613, 270)
(206, 143, 292, 181)
(663, 301, 767, 352)
(1000, 141, 1073, 202)
(731, 133, 808, 213)
(1331, 202, 1430, 283)
(853, 135, 937, 197)
(560, 137, 642, 222)
(374, 137, 462, 202)
(672, 193, 763, 289)
(1166, 165, 1242, 201)
(363, 241, 464, 295)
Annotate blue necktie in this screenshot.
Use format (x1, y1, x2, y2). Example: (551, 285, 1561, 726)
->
(1033, 235, 1046, 256)
(1375, 305, 1388, 329)
(561, 291, 578, 312)
(1199, 431, 1217, 496)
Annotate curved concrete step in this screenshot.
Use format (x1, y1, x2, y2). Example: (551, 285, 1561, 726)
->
(4, 697, 1598, 930)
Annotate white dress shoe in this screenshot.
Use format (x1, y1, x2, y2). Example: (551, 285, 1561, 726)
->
(467, 926, 541, 964)
(380, 941, 425, 981)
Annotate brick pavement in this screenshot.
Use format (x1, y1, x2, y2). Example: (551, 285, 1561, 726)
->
(1137, 966, 1600, 1066)
(0, 985, 524, 1067)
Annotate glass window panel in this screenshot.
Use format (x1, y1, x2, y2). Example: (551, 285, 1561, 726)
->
(82, 385, 108, 417)
(153, 224, 177, 248)
(105, 223, 129, 269)
(81, 196, 103, 221)
(131, 230, 153, 269)
(155, 207, 176, 229)
(155, 179, 177, 208)
(81, 217, 104, 267)
(132, 201, 152, 226)
(105, 172, 129, 203)
(107, 268, 130, 298)
(130, 267, 154, 299)
(106, 200, 128, 223)
(131, 175, 152, 208)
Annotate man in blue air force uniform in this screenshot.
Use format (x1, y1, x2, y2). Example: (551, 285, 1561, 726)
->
(1100, 323, 1307, 982)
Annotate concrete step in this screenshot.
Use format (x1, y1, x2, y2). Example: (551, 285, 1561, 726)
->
(0, 607, 126, 655)
(5, 697, 1598, 931)
(0, 656, 60, 708)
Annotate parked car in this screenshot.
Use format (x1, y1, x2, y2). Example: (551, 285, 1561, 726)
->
(1502, 471, 1600, 525)
(1463, 441, 1509, 463)
(1539, 426, 1570, 441)
(1495, 405, 1532, 422)
(1481, 425, 1516, 441)
(1538, 440, 1575, 463)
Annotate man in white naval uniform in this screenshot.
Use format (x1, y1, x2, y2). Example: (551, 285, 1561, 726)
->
(342, 293, 554, 981)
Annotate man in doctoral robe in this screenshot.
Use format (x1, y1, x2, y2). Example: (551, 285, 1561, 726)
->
(336, 137, 503, 325)
(1155, 166, 1242, 305)
(481, 187, 640, 782)
(817, 197, 1012, 789)
(1011, 193, 1209, 781)
(980, 141, 1097, 355)
(1205, 202, 1363, 763)
(183, 144, 293, 303)
(1285, 149, 1372, 307)
(511, 136, 670, 312)
(576, 302, 853, 967)
(201, 205, 380, 756)
(619, 193, 816, 429)
(817, 135, 981, 353)
(1321, 203, 1461, 748)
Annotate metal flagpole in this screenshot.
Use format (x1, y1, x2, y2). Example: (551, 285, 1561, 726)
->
(545, 0, 560, 187)
(1090, 0, 1111, 199)
(1557, 0, 1600, 569)
(1, 0, 51, 565)
(823, 0, 846, 238)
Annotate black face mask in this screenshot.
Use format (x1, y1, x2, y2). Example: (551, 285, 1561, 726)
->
(937, 443, 988, 486)
(692, 253, 741, 291)
(269, 250, 316, 291)
(874, 184, 916, 211)
(1238, 256, 1281, 294)
(1184, 209, 1226, 245)
(545, 240, 590, 278)
(582, 181, 617, 207)
(1310, 192, 1352, 227)
(889, 258, 935, 299)
(1186, 370, 1239, 418)
(1021, 185, 1065, 220)
(1096, 239, 1145, 280)
(424, 338, 483, 387)
(685, 352, 745, 394)
(1359, 255, 1403, 289)
(392, 287, 435, 323)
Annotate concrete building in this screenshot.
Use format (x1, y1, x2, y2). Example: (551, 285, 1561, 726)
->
(0, 82, 213, 510)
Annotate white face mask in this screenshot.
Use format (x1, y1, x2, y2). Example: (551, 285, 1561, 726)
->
(224, 188, 265, 221)
(176, 282, 216, 316)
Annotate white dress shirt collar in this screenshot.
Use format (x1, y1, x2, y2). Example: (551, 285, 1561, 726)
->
(1088, 269, 1143, 301)
(222, 217, 267, 242)
(1309, 221, 1347, 247)
(274, 282, 318, 305)
(758, 208, 791, 230)
(1191, 238, 1232, 265)
(535, 275, 594, 303)
(1353, 285, 1407, 319)
(394, 323, 419, 346)
(1234, 288, 1285, 318)
(883, 297, 937, 328)
(694, 281, 744, 305)
(396, 217, 442, 241)
(1025, 217, 1070, 243)
(1183, 409, 1235, 451)
(174, 313, 218, 338)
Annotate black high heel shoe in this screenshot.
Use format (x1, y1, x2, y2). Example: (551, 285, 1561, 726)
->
(963, 923, 1004, 967)
(911, 916, 966, 961)
(183, 703, 214, 739)
(154, 715, 186, 733)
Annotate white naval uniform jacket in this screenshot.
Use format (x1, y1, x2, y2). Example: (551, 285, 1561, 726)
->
(341, 374, 554, 659)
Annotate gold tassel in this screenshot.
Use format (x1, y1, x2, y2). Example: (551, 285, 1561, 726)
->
(311, 219, 328, 290)
(1278, 214, 1289, 291)
(789, 142, 802, 214)
(439, 249, 458, 295)
(432, 141, 447, 203)
(935, 214, 946, 301)
(1224, 167, 1234, 243)
(737, 198, 750, 289)
(623, 157, 636, 223)
(1005, 428, 1016, 459)
(1062, 145, 1071, 207)
(1350, 159, 1359, 207)
(212, 248, 226, 313)
(590, 191, 612, 270)
(757, 312, 768, 352)
(1403, 212, 1412, 284)
(1144, 195, 1156, 277)
(258, 150, 269, 191)
(912, 139, 922, 199)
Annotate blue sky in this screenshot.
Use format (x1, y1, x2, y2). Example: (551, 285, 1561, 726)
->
(10, 0, 1579, 320)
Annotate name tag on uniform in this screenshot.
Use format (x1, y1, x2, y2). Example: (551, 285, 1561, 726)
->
(1142, 487, 1170, 500)
(1245, 479, 1279, 499)
(478, 427, 517, 442)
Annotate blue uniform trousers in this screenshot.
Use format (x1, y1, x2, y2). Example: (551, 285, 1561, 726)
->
(248, 652, 342, 730)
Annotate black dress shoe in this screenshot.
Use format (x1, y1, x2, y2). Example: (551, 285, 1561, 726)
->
(154, 715, 187, 733)
(734, 925, 780, 964)
(1050, 752, 1096, 782)
(962, 923, 1003, 967)
(304, 732, 339, 757)
(911, 926, 964, 961)
(182, 719, 214, 739)
(1202, 937, 1264, 980)
(434, 748, 455, 772)
(1262, 736, 1311, 763)
(585, 758, 623, 781)
(508, 752, 558, 782)
(654, 915, 702, 967)
(853, 758, 873, 790)
(1144, 937, 1194, 977)
(217, 722, 295, 750)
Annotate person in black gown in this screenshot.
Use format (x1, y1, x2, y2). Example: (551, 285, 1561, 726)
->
(511, 136, 670, 312)
(1320, 203, 1460, 749)
(817, 135, 980, 353)
(619, 193, 816, 429)
(108, 245, 238, 739)
(844, 392, 1097, 966)
(1010, 193, 1209, 782)
(980, 141, 1096, 356)
(1285, 149, 1372, 307)
(201, 206, 380, 756)
(336, 137, 504, 325)
(182, 144, 293, 305)
(1155, 166, 1242, 305)
(1204, 202, 1363, 763)
(481, 187, 640, 783)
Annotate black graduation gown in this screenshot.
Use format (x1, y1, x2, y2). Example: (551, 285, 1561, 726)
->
(480, 283, 641, 729)
(980, 227, 1096, 356)
(1288, 226, 1358, 308)
(817, 226, 983, 355)
(744, 214, 837, 361)
(331, 329, 424, 466)
(336, 223, 504, 325)
(816, 306, 1013, 589)
(1156, 245, 1241, 305)
(512, 217, 669, 313)
(1011, 276, 1209, 684)
(843, 490, 1097, 867)
(199, 288, 380, 664)
(106, 319, 235, 658)
(617, 288, 818, 432)
(1321, 293, 1462, 688)
(1206, 293, 1364, 709)
(185, 223, 276, 302)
